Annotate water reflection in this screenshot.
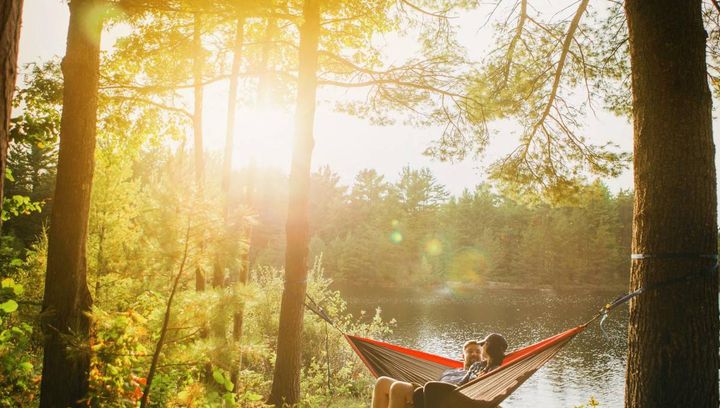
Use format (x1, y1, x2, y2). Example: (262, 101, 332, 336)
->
(337, 285, 628, 407)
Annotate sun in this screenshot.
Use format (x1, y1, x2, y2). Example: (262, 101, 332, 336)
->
(204, 92, 294, 172)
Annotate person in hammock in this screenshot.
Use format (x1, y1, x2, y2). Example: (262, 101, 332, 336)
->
(371, 333, 508, 408)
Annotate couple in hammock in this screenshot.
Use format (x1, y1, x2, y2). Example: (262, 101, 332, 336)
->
(371, 333, 508, 408)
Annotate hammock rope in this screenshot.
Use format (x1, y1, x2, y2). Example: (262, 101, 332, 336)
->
(302, 253, 718, 406)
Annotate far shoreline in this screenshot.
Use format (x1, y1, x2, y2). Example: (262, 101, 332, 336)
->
(331, 279, 629, 294)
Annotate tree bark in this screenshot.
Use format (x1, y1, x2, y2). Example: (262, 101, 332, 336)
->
(624, 1, 718, 407)
(193, 12, 206, 293)
(40, 0, 103, 406)
(0, 0, 23, 233)
(268, 0, 320, 405)
(192, 12, 204, 193)
(222, 16, 244, 220)
(214, 15, 245, 289)
(224, 13, 246, 338)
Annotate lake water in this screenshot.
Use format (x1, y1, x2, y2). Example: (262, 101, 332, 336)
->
(337, 285, 628, 408)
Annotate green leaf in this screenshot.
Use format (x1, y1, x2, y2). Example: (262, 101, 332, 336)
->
(212, 369, 226, 386)
(5, 168, 14, 182)
(0, 300, 18, 313)
(9, 258, 23, 267)
(245, 392, 262, 401)
(223, 392, 236, 405)
(223, 378, 234, 392)
(20, 362, 33, 372)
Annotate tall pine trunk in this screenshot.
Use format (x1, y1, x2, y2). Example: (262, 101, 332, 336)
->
(624, 1, 718, 406)
(268, 0, 320, 405)
(193, 12, 206, 292)
(225, 15, 246, 339)
(40, 0, 102, 406)
(215, 15, 245, 290)
(0, 0, 23, 232)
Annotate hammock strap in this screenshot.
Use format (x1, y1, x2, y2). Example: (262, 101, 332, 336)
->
(303, 294, 341, 396)
(304, 294, 342, 332)
(589, 253, 719, 332)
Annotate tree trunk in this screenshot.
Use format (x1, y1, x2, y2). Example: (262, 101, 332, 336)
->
(223, 16, 244, 220)
(40, 0, 102, 406)
(192, 12, 204, 193)
(624, 1, 718, 407)
(0, 0, 23, 233)
(268, 0, 320, 405)
(193, 12, 206, 293)
(224, 12, 245, 338)
(214, 15, 245, 290)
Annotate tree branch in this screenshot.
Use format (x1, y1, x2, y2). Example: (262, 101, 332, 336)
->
(526, 0, 590, 150)
(109, 95, 193, 119)
(139, 222, 192, 408)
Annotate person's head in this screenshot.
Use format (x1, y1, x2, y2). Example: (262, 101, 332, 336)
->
(479, 333, 508, 367)
(462, 340, 482, 369)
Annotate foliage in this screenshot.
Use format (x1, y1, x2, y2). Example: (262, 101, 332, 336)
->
(246, 260, 394, 406)
(88, 308, 151, 407)
(249, 165, 632, 289)
(0, 279, 39, 407)
(1, 0, 643, 405)
(425, 1, 631, 199)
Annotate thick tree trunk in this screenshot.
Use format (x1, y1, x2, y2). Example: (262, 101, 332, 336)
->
(0, 0, 23, 232)
(268, 0, 320, 405)
(624, 1, 718, 407)
(39, 0, 102, 406)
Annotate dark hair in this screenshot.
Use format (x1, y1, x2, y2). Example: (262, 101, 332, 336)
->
(484, 342, 506, 368)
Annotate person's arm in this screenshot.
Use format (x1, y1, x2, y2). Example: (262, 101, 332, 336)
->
(457, 361, 485, 385)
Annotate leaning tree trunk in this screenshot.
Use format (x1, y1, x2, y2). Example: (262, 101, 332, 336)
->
(624, 1, 718, 407)
(0, 0, 23, 232)
(268, 0, 320, 405)
(40, 0, 103, 406)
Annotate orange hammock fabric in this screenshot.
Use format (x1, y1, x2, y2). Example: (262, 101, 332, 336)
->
(345, 325, 587, 407)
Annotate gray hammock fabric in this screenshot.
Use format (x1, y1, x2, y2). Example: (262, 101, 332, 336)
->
(345, 325, 586, 406)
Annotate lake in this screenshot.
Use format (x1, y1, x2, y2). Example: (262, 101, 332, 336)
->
(337, 285, 628, 408)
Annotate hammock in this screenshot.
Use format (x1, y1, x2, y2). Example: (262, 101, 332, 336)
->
(303, 254, 718, 407)
(304, 294, 593, 407)
(344, 325, 586, 407)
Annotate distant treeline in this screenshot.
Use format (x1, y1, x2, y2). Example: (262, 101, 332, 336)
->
(1, 142, 632, 289)
(245, 166, 633, 289)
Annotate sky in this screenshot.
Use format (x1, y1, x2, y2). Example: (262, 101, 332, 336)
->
(16, 0, 640, 196)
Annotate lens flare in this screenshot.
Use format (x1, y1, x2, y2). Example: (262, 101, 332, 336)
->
(390, 231, 403, 243)
(425, 238, 442, 256)
(79, 3, 120, 44)
(447, 248, 486, 285)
